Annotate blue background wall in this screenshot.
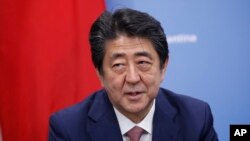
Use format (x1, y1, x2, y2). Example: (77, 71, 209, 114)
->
(105, 0, 250, 140)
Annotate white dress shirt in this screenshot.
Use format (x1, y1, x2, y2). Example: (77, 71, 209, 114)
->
(113, 100, 155, 141)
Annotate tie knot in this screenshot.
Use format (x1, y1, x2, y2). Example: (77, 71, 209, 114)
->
(126, 126, 144, 141)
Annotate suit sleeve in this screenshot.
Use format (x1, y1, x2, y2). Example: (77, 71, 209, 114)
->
(200, 104, 219, 141)
(48, 114, 68, 141)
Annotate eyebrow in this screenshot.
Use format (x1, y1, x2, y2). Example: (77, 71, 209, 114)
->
(110, 51, 153, 61)
(111, 52, 126, 61)
(134, 51, 153, 60)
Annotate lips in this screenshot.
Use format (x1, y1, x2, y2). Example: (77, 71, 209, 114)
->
(124, 91, 143, 101)
(124, 91, 143, 95)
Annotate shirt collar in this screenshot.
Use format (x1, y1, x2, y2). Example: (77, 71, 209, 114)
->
(113, 100, 155, 135)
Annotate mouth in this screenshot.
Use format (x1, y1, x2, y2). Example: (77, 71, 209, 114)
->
(124, 91, 144, 101)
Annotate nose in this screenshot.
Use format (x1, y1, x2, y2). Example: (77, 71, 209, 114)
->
(125, 64, 140, 84)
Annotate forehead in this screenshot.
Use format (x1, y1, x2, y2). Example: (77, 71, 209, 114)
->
(104, 36, 156, 56)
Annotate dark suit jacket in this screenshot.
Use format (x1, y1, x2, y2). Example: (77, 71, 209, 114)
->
(49, 88, 218, 141)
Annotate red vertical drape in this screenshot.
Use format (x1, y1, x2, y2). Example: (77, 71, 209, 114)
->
(0, 0, 104, 140)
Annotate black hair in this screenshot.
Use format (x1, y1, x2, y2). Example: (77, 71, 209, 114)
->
(89, 8, 168, 75)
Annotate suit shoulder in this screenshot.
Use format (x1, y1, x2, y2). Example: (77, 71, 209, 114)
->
(158, 88, 214, 130)
(158, 88, 218, 140)
(49, 89, 107, 140)
(50, 89, 105, 125)
(160, 88, 208, 107)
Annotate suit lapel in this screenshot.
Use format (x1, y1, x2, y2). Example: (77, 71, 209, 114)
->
(87, 90, 123, 141)
(152, 89, 180, 141)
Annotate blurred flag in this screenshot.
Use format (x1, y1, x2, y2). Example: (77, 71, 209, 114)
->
(0, 0, 105, 141)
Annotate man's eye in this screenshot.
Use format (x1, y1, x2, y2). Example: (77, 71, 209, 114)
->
(138, 61, 151, 65)
(138, 61, 148, 64)
(112, 63, 126, 72)
(138, 61, 151, 70)
(113, 63, 123, 68)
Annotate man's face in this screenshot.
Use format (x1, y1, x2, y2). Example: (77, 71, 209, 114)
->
(98, 35, 167, 122)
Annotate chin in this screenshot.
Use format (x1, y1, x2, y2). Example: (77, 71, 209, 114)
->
(126, 104, 148, 114)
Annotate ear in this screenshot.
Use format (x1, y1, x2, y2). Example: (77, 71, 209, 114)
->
(160, 58, 169, 82)
(95, 69, 104, 87)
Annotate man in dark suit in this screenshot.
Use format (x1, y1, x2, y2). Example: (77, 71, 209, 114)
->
(49, 8, 218, 141)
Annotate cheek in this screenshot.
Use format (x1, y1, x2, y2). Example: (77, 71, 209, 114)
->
(140, 70, 163, 93)
(141, 69, 162, 84)
(103, 73, 125, 91)
(103, 74, 126, 104)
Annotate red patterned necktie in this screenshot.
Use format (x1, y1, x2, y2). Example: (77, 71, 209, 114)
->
(126, 126, 144, 141)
